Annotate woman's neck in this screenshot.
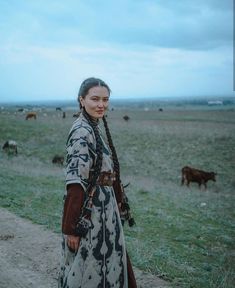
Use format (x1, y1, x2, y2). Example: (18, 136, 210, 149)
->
(82, 108, 99, 124)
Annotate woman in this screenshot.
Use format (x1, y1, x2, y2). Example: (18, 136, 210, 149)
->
(58, 77, 137, 288)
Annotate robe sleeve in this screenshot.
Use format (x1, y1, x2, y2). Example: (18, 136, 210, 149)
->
(62, 183, 85, 235)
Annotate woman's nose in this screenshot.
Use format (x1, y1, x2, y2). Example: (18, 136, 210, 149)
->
(98, 100, 105, 107)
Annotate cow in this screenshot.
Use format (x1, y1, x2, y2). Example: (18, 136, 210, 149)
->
(56, 107, 62, 111)
(2, 140, 18, 155)
(181, 166, 217, 189)
(123, 115, 130, 121)
(52, 155, 64, 165)
(25, 112, 37, 120)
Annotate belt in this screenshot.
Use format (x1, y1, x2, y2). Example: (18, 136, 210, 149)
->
(96, 171, 116, 186)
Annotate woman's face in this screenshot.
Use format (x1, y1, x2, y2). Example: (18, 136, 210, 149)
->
(80, 86, 110, 119)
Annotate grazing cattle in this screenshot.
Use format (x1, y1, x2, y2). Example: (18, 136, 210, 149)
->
(181, 166, 217, 189)
(2, 140, 18, 155)
(159, 108, 163, 112)
(52, 155, 64, 165)
(25, 112, 37, 120)
(123, 115, 130, 121)
(56, 107, 62, 111)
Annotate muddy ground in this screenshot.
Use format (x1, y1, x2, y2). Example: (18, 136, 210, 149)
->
(0, 208, 171, 288)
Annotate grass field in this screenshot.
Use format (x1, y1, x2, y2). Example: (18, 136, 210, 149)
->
(0, 105, 234, 287)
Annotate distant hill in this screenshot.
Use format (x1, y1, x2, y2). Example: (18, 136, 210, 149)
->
(0, 96, 234, 110)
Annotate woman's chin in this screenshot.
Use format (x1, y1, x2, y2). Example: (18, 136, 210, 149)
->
(96, 113, 104, 119)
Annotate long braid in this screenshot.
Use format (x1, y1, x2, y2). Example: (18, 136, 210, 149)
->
(75, 76, 134, 237)
(102, 116, 135, 227)
(82, 109, 103, 188)
(102, 116, 120, 181)
(74, 109, 104, 237)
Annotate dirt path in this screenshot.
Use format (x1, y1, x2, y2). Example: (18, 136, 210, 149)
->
(0, 208, 171, 288)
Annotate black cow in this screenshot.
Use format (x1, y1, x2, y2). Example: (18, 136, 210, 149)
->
(123, 115, 130, 121)
(52, 155, 64, 165)
(2, 140, 18, 155)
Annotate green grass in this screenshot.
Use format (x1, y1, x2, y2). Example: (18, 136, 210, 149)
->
(0, 108, 234, 287)
(0, 161, 64, 230)
(127, 185, 234, 287)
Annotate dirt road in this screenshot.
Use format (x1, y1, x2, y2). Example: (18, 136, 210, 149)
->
(0, 208, 170, 288)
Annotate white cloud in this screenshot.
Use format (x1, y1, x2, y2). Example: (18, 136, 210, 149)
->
(0, 41, 232, 101)
(0, 0, 233, 102)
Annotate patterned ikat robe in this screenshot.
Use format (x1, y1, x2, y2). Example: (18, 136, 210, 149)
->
(58, 114, 128, 288)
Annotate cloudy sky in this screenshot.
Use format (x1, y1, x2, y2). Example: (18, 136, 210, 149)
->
(0, 0, 233, 102)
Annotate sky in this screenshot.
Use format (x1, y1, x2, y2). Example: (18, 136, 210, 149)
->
(0, 0, 234, 102)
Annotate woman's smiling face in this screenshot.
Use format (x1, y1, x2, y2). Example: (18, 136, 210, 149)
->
(80, 86, 110, 119)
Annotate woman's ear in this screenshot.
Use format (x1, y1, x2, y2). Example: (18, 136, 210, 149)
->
(80, 97, 84, 107)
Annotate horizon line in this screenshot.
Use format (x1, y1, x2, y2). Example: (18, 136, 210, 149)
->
(0, 94, 234, 105)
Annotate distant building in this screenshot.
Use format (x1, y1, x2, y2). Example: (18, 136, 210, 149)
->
(207, 100, 223, 105)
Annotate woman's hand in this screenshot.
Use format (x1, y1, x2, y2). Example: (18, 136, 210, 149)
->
(67, 235, 81, 252)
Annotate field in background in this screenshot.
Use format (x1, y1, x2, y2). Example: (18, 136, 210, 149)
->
(0, 104, 234, 287)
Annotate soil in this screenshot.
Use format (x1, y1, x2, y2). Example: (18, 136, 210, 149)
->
(0, 208, 171, 288)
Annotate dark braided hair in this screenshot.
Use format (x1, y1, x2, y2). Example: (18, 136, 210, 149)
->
(78, 77, 111, 188)
(102, 115, 120, 182)
(82, 108, 103, 189)
(103, 114, 135, 226)
(76, 77, 135, 233)
(78, 77, 120, 186)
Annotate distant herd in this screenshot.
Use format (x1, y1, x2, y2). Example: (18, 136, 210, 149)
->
(21, 109, 133, 122)
(2, 139, 64, 166)
(20, 108, 134, 123)
(2, 107, 217, 189)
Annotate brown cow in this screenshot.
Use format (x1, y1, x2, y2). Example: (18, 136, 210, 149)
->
(25, 112, 37, 120)
(52, 155, 64, 165)
(181, 166, 217, 189)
